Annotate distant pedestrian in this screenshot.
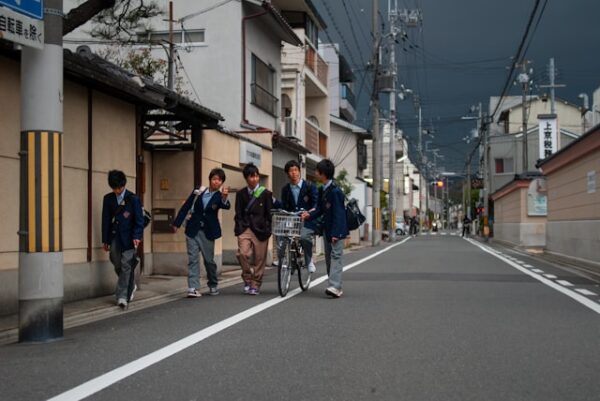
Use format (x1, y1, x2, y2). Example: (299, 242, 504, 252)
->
(172, 168, 230, 298)
(462, 215, 471, 237)
(274, 159, 318, 273)
(302, 159, 348, 298)
(409, 215, 418, 236)
(102, 170, 144, 309)
(234, 163, 273, 295)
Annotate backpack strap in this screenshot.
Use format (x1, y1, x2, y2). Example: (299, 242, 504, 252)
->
(245, 186, 266, 213)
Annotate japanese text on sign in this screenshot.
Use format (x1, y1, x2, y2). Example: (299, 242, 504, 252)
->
(0, 6, 43, 49)
(537, 116, 557, 160)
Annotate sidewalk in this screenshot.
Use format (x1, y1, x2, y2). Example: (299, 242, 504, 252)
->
(0, 241, 373, 345)
(0, 266, 243, 345)
(471, 235, 600, 281)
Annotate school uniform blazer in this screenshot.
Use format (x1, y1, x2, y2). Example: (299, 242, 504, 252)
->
(234, 188, 273, 241)
(308, 183, 349, 240)
(173, 189, 231, 240)
(101, 190, 144, 251)
(278, 181, 318, 230)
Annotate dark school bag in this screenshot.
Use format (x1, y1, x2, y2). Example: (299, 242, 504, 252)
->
(345, 197, 366, 231)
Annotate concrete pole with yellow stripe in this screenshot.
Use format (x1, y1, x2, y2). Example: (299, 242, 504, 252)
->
(19, 0, 64, 342)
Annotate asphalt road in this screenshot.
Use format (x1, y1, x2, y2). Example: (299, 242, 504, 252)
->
(1, 235, 599, 401)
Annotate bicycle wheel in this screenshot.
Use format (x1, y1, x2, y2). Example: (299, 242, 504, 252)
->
(278, 241, 292, 297)
(296, 242, 311, 291)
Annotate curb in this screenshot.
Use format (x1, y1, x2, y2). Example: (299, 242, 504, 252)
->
(0, 243, 374, 345)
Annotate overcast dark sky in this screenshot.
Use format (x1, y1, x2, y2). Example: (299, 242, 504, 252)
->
(313, 0, 600, 174)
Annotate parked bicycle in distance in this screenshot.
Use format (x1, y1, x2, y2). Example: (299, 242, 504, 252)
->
(271, 209, 312, 297)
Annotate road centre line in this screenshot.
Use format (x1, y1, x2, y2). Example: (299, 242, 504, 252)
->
(47, 237, 412, 401)
(466, 238, 600, 315)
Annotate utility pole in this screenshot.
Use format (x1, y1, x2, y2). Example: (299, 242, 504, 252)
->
(168, 1, 175, 92)
(417, 100, 424, 232)
(371, 0, 381, 246)
(19, 0, 64, 342)
(387, 0, 398, 241)
(517, 61, 531, 173)
(482, 115, 490, 240)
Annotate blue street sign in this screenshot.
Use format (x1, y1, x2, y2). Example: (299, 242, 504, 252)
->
(0, 0, 43, 20)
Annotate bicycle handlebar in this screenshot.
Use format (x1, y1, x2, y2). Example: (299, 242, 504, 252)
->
(270, 208, 305, 216)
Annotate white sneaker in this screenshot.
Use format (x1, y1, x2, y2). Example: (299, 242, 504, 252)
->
(117, 298, 128, 309)
(187, 289, 202, 298)
(308, 261, 316, 273)
(325, 287, 343, 298)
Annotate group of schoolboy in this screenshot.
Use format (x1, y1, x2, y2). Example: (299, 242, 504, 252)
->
(101, 158, 348, 309)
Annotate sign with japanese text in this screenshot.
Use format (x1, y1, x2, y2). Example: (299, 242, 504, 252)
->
(0, 6, 43, 49)
(240, 141, 261, 167)
(538, 115, 558, 160)
(0, 0, 43, 20)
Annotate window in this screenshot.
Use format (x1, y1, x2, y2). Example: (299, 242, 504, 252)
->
(251, 54, 278, 116)
(495, 158, 514, 174)
(140, 30, 205, 46)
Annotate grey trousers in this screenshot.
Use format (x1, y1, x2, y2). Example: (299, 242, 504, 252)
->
(109, 239, 136, 301)
(186, 229, 218, 289)
(324, 238, 344, 290)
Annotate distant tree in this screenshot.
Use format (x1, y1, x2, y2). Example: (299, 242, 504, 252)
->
(335, 168, 354, 197)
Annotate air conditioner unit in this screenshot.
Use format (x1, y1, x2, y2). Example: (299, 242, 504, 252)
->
(284, 117, 298, 139)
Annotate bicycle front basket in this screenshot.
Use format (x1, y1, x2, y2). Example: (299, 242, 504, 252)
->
(272, 213, 302, 237)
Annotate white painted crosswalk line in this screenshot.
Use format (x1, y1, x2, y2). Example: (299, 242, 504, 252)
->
(543, 274, 558, 279)
(531, 269, 544, 273)
(557, 280, 574, 287)
(575, 289, 598, 296)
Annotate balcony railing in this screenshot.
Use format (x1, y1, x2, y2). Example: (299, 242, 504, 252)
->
(304, 46, 328, 88)
(340, 83, 356, 107)
(251, 83, 278, 117)
(305, 120, 319, 155)
(305, 119, 327, 157)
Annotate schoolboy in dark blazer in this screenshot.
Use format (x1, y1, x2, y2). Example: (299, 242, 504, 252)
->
(173, 168, 230, 297)
(234, 163, 273, 295)
(102, 170, 145, 308)
(275, 159, 318, 272)
(303, 159, 348, 298)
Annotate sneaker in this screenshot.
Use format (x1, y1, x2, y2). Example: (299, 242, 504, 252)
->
(117, 298, 128, 309)
(325, 287, 343, 298)
(243, 282, 251, 294)
(129, 284, 137, 302)
(248, 287, 260, 296)
(208, 287, 220, 296)
(308, 261, 316, 273)
(187, 289, 202, 298)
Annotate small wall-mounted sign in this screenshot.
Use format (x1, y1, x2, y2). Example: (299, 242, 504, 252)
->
(587, 171, 596, 194)
(160, 179, 169, 190)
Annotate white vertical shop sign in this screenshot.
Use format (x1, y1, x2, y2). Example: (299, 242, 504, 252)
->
(538, 115, 558, 160)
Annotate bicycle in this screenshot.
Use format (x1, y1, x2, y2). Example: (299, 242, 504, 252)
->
(271, 209, 312, 297)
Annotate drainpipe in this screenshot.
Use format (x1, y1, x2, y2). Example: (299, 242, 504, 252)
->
(87, 89, 93, 262)
(241, 8, 268, 125)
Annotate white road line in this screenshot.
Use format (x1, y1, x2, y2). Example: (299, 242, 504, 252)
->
(557, 280, 574, 287)
(523, 264, 534, 268)
(575, 289, 598, 296)
(47, 237, 412, 401)
(465, 239, 600, 315)
(544, 274, 558, 279)
(531, 269, 545, 273)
